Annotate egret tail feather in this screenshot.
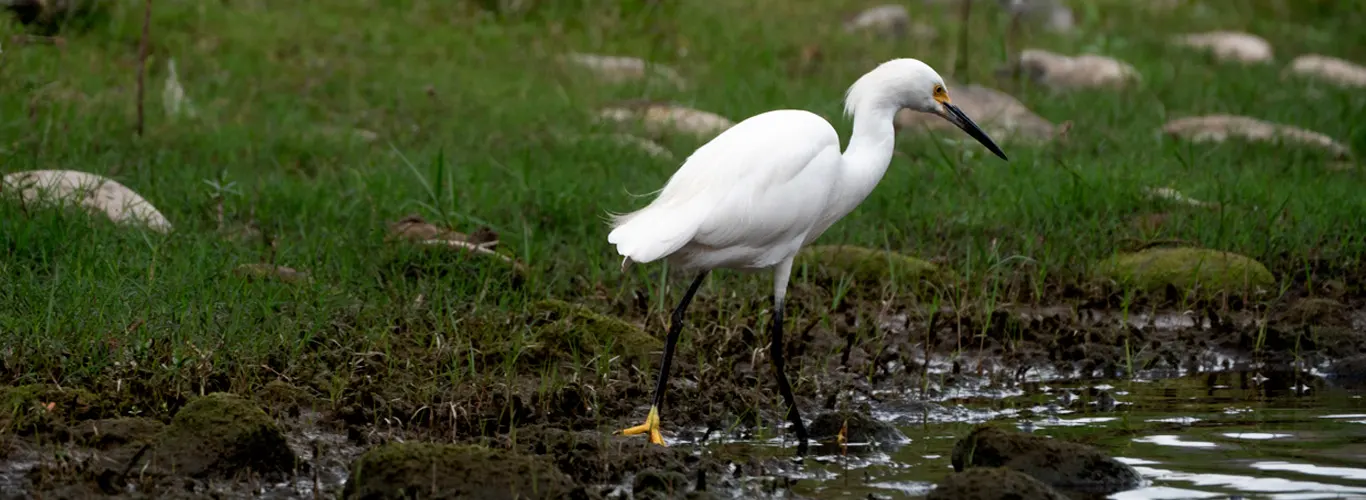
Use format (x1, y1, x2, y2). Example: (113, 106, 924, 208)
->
(607, 204, 704, 266)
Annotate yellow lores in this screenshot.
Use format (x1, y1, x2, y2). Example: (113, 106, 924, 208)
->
(933, 84, 950, 105)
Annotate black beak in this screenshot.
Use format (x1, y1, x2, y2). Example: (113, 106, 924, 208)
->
(941, 102, 1008, 161)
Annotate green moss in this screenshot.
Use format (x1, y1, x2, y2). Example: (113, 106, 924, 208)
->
(796, 245, 947, 286)
(343, 442, 577, 500)
(524, 300, 661, 365)
(1094, 247, 1275, 296)
(0, 384, 102, 434)
(151, 392, 296, 477)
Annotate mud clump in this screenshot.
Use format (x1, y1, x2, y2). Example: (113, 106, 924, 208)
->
(525, 299, 662, 365)
(807, 409, 906, 445)
(342, 442, 584, 500)
(498, 425, 725, 489)
(72, 417, 164, 450)
(1276, 297, 1351, 328)
(797, 245, 945, 289)
(632, 469, 692, 499)
(148, 392, 297, 478)
(951, 425, 1143, 495)
(1094, 247, 1275, 298)
(0, 384, 103, 435)
(928, 466, 1069, 500)
(1328, 355, 1366, 389)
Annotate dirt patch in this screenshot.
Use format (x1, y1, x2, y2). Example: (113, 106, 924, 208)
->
(343, 441, 586, 499)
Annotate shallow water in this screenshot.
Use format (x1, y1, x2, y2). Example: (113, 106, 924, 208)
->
(703, 367, 1366, 499)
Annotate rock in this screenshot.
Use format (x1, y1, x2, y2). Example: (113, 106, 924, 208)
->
(0, 384, 103, 434)
(1161, 114, 1351, 159)
(385, 214, 526, 280)
(598, 101, 734, 140)
(1142, 187, 1217, 209)
(1172, 31, 1273, 63)
(150, 392, 296, 478)
(1286, 54, 1366, 88)
(1095, 247, 1275, 296)
(896, 84, 1057, 145)
(843, 4, 936, 39)
(997, 0, 1074, 33)
(525, 299, 662, 365)
(1008, 49, 1139, 90)
(563, 132, 675, 160)
(2, 170, 173, 233)
(796, 245, 945, 287)
(342, 442, 579, 500)
(233, 263, 311, 284)
(388, 213, 499, 246)
(807, 410, 907, 445)
(951, 425, 1143, 494)
(561, 52, 687, 90)
(928, 466, 1070, 500)
(72, 417, 164, 450)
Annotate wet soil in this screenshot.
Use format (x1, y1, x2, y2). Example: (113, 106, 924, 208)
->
(3, 266, 1365, 498)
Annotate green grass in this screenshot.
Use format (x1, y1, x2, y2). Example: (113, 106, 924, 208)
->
(1, 0, 1365, 413)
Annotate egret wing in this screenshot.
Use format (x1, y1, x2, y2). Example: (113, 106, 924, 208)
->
(609, 109, 843, 267)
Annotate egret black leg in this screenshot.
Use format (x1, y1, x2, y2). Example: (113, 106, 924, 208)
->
(620, 270, 709, 445)
(651, 271, 710, 408)
(770, 300, 810, 455)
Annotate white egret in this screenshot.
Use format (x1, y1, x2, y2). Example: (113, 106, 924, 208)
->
(607, 58, 1007, 454)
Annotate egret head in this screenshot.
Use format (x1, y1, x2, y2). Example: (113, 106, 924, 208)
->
(844, 58, 1008, 161)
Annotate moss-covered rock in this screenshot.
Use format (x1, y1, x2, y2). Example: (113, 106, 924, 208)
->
(1094, 247, 1274, 297)
(951, 425, 1142, 495)
(796, 245, 946, 287)
(150, 392, 296, 478)
(525, 299, 662, 364)
(807, 409, 907, 445)
(928, 466, 1070, 500)
(0, 384, 103, 434)
(342, 442, 581, 500)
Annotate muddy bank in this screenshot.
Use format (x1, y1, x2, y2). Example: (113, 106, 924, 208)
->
(3, 254, 1365, 497)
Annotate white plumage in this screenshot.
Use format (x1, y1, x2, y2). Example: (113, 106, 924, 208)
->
(608, 109, 843, 271)
(608, 58, 1007, 454)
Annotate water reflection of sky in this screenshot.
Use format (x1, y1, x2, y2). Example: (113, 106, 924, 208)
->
(780, 363, 1366, 500)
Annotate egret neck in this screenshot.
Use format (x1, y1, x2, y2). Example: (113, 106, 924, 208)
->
(833, 102, 898, 218)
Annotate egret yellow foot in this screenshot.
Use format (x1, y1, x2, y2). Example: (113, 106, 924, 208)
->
(618, 405, 665, 445)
